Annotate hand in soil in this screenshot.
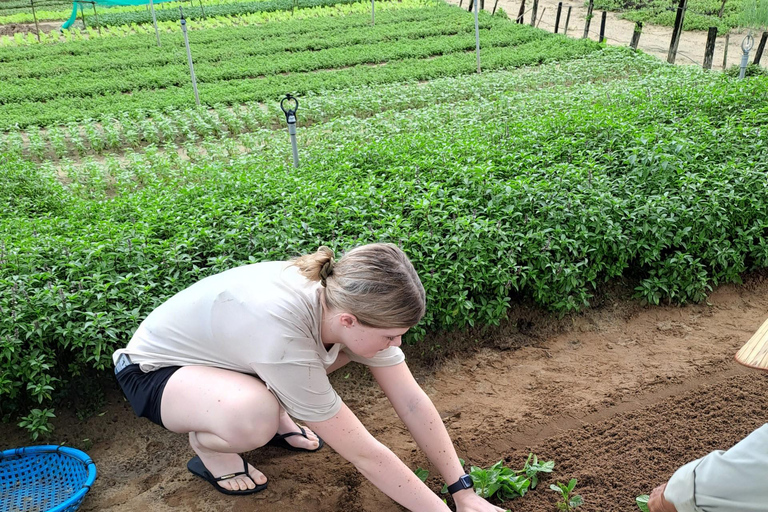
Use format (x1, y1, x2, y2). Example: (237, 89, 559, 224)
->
(452, 488, 508, 512)
(648, 484, 677, 512)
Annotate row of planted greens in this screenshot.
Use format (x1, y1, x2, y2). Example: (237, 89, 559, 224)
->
(2, 49, 656, 162)
(3, 48, 768, 437)
(0, 0, 425, 46)
(0, 0, 363, 24)
(0, 6, 601, 129)
(83, 0, 367, 26)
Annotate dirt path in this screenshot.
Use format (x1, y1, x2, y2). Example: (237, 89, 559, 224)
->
(3, 273, 767, 511)
(448, 0, 754, 70)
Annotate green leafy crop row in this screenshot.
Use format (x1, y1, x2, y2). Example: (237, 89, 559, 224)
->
(84, 0, 368, 27)
(4, 51, 658, 162)
(0, 10, 474, 79)
(0, 9, 599, 129)
(0, 0, 250, 23)
(0, 0, 430, 46)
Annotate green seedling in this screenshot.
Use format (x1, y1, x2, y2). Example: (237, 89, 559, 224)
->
(415, 467, 429, 483)
(549, 478, 583, 511)
(521, 452, 555, 489)
(438, 454, 554, 502)
(636, 494, 650, 512)
(470, 460, 531, 500)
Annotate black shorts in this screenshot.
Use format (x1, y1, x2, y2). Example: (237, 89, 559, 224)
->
(115, 355, 180, 429)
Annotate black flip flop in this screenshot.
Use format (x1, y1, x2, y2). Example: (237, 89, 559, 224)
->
(187, 455, 268, 495)
(266, 426, 325, 453)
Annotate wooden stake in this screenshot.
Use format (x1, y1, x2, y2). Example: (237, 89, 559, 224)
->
(630, 21, 642, 50)
(583, 0, 593, 39)
(703, 26, 717, 69)
(754, 31, 767, 65)
(536, 7, 545, 27)
(554, 1, 562, 33)
(530, 0, 538, 26)
(667, 0, 688, 64)
(599, 10, 606, 42)
(492, 0, 499, 15)
(516, 0, 525, 23)
(723, 33, 730, 69)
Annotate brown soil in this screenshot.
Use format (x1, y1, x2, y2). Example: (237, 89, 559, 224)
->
(3, 274, 768, 511)
(448, 0, 755, 70)
(0, 21, 60, 36)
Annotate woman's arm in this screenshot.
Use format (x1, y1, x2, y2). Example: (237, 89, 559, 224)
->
(370, 362, 505, 512)
(305, 402, 450, 512)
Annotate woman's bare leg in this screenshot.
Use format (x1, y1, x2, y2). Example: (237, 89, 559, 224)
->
(160, 366, 317, 491)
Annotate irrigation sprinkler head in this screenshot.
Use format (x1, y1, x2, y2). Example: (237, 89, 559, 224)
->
(179, 6, 186, 21)
(742, 33, 754, 53)
(281, 94, 299, 124)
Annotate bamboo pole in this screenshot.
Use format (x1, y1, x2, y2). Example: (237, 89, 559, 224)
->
(92, 2, 101, 36)
(30, 0, 41, 42)
(149, 0, 161, 46)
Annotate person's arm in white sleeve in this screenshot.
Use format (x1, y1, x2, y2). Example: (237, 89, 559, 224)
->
(651, 424, 768, 512)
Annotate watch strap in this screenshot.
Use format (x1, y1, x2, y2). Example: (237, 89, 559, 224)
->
(447, 474, 473, 494)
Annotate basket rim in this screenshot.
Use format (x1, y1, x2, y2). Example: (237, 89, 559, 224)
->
(0, 445, 98, 512)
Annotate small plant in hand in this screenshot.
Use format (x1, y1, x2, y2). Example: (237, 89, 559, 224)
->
(550, 478, 583, 511)
(636, 494, 651, 512)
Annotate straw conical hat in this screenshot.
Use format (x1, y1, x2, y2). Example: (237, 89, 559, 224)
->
(735, 317, 768, 371)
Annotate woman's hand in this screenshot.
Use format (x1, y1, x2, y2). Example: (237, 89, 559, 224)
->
(453, 489, 508, 512)
(648, 483, 677, 512)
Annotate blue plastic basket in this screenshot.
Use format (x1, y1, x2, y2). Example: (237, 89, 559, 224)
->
(0, 446, 97, 512)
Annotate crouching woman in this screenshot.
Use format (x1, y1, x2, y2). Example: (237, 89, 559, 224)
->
(113, 243, 505, 512)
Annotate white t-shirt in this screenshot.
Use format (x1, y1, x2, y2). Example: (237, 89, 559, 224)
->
(112, 261, 405, 422)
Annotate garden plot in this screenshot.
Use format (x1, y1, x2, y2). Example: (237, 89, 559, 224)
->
(2, 270, 767, 511)
(2, 1, 768, 510)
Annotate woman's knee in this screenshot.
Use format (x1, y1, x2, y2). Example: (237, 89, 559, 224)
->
(220, 390, 281, 446)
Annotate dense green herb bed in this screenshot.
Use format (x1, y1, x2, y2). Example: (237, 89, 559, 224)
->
(0, 5, 601, 129)
(84, 0, 364, 26)
(3, 47, 768, 434)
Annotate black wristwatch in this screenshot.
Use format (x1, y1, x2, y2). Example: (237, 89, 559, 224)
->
(446, 474, 473, 495)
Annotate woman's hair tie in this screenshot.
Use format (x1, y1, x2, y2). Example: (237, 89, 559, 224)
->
(319, 260, 334, 287)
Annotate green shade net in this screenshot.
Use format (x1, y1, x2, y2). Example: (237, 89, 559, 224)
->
(62, 0, 177, 28)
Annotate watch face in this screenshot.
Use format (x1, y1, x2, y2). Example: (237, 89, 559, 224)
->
(460, 474, 473, 488)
